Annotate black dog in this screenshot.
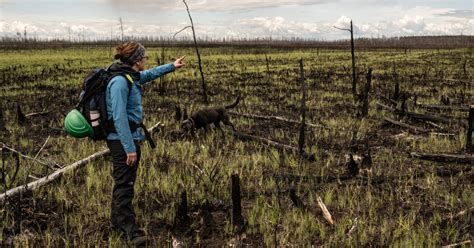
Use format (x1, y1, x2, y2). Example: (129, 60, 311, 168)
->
(181, 96, 240, 135)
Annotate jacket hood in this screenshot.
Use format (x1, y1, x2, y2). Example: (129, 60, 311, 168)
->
(107, 61, 141, 81)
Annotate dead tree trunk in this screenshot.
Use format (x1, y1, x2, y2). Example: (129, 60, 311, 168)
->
(334, 20, 356, 97)
(265, 53, 270, 82)
(119, 17, 124, 42)
(298, 59, 307, 156)
(231, 174, 245, 233)
(350, 20, 356, 97)
(362, 68, 372, 118)
(183, 0, 208, 105)
(158, 47, 167, 95)
(467, 105, 474, 153)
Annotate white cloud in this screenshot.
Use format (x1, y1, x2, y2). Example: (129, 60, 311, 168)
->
(393, 15, 426, 34)
(0, 4, 472, 40)
(438, 9, 474, 19)
(98, 0, 333, 11)
(0, 21, 43, 34)
(237, 16, 320, 37)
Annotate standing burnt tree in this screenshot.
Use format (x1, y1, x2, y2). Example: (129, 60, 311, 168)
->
(334, 20, 357, 97)
(119, 17, 124, 42)
(467, 105, 474, 153)
(298, 59, 307, 157)
(182, 0, 209, 104)
(361, 68, 372, 118)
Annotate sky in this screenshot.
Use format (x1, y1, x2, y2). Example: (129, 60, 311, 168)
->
(0, 0, 472, 41)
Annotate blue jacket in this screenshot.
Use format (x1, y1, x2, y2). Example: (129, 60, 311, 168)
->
(106, 63, 175, 153)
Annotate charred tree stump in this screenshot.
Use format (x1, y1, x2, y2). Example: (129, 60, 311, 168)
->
(289, 189, 305, 208)
(346, 154, 359, 177)
(175, 105, 182, 121)
(183, 107, 188, 120)
(361, 68, 372, 118)
(231, 174, 245, 233)
(298, 59, 307, 156)
(199, 199, 214, 238)
(17, 104, 25, 125)
(400, 94, 408, 115)
(174, 190, 190, 232)
(467, 105, 474, 153)
(0, 108, 5, 131)
(361, 142, 372, 170)
(393, 81, 400, 101)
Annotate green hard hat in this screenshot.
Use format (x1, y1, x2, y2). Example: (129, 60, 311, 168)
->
(64, 109, 94, 138)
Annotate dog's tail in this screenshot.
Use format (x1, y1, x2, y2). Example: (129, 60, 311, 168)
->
(225, 95, 241, 109)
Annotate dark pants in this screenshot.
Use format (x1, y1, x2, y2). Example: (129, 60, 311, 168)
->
(107, 140, 141, 238)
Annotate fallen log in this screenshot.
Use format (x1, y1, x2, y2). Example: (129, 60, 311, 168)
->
(1, 143, 55, 170)
(432, 78, 473, 85)
(25, 110, 51, 117)
(317, 196, 334, 225)
(444, 206, 474, 221)
(273, 167, 468, 185)
(416, 104, 469, 112)
(442, 240, 471, 248)
(376, 101, 466, 127)
(228, 111, 334, 130)
(376, 94, 398, 106)
(410, 152, 474, 164)
(405, 112, 463, 126)
(232, 131, 316, 161)
(376, 102, 396, 112)
(383, 117, 431, 134)
(0, 122, 163, 203)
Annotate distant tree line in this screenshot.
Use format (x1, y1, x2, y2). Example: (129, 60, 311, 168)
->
(0, 35, 472, 50)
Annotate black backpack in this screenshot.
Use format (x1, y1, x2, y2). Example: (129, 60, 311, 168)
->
(76, 68, 132, 141)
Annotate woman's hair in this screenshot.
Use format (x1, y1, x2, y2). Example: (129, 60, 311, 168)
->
(114, 42, 139, 62)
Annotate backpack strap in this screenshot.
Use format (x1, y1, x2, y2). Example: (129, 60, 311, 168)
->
(107, 120, 156, 149)
(122, 73, 134, 97)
